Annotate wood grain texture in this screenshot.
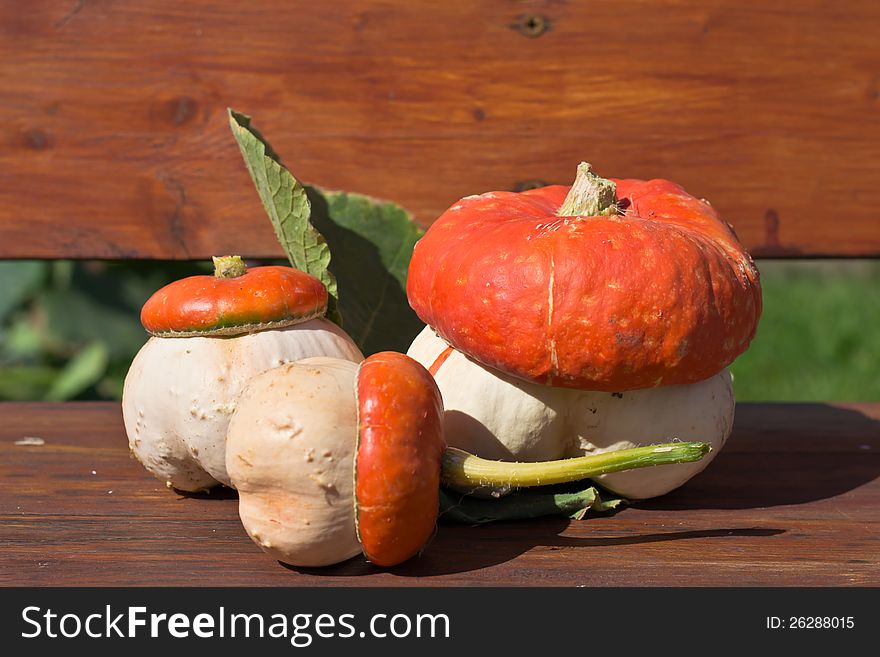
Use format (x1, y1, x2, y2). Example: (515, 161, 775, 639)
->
(1, 401, 877, 586)
(0, 1, 878, 259)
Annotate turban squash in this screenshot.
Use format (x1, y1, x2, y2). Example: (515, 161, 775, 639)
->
(406, 164, 762, 498)
(122, 256, 363, 492)
(226, 351, 708, 567)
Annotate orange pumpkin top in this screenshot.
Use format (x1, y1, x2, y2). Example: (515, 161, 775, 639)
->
(406, 164, 762, 391)
(354, 352, 445, 567)
(141, 256, 328, 337)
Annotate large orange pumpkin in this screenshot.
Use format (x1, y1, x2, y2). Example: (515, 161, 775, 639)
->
(406, 163, 762, 391)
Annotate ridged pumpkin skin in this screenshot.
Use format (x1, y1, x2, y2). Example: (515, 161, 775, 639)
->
(406, 179, 762, 391)
(226, 358, 363, 567)
(123, 321, 363, 491)
(141, 265, 328, 337)
(355, 352, 445, 567)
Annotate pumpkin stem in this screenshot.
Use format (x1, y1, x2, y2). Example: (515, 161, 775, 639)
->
(557, 162, 619, 217)
(440, 441, 710, 496)
(212, 255, 248, 278)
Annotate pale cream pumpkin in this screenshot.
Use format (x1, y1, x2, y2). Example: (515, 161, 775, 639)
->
(123, 321, 363, 491)
(408, 326, 734, 499)
(122, 258, 363, 492)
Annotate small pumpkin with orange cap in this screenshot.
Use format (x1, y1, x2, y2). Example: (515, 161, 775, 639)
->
(225, 351, 709, 567)
(122, 256, 363, 492)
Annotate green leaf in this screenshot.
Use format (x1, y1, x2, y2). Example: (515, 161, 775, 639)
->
(44, 342, 109, 401)
(227, 109, 426, 351)
(589, 495, 626, 514)
(438, 485, 626, 525)
(306, 186, 425, 355)
(0, 261, 47, 323)
(227, 109, 340, 324)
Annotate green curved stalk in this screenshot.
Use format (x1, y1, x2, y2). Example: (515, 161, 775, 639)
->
(441, 441, 710, 495)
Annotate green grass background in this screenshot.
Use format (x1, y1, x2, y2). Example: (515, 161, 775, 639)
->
(729, 260, 879, 401)
(0, 259, 877, 402)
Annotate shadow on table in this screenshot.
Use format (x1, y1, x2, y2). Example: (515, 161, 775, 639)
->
(205, 403, 875, 577)
(642, 403, 880, 511)
(284, 521, 784, 578)
(177, 486, 238, 500)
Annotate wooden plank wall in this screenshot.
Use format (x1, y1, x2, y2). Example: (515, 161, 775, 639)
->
(0, 0, 877, 259)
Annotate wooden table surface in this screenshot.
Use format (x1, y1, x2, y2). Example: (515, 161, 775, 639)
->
(1, 401, 877, 587)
